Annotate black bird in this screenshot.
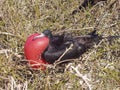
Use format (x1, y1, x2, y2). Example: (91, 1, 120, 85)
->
(36, 30, 102, 64)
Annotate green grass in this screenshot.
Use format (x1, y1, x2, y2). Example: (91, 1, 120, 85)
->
(0, 0, 120, 90)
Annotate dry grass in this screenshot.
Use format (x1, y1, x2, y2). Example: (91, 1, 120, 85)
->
(0, 0, 120, 90)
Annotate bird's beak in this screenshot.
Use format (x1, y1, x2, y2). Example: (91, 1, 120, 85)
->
(33, 33, 45, 40)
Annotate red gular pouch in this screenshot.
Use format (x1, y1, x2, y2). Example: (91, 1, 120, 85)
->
(24, 33, 49, 70)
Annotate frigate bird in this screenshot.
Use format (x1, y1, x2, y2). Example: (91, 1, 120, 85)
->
(35, 30, 102, 64)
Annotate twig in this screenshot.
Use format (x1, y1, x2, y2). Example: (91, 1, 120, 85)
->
(0, 49, 23, 58)
(71, 65, 92, 90)
(55, 21, 118, 34)
(9, 76, 27, 90)
(93, 11, 108, 31)
(107, 0, 116, 9)
(0, 49, 12, 58)
(55, 27, 94, 34)
(0, 31, 25, 42)
(53, 44, 73, 67)
(0, 49, 12, 54)
(0, 75, 9, 80)
(27, 59, 53, 68)
(0, 31, 15, 36)
(53, 58, 77, 66)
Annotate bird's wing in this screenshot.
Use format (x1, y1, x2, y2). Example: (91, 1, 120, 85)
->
(42, 48, 66, 64)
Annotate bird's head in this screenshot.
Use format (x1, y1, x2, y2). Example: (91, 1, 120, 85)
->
(33, 30, 53, 40)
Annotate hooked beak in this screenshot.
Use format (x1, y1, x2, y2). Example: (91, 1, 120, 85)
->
(33, 33, 45, 40)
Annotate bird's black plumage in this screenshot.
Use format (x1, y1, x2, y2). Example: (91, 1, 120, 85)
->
(42, 30, 66, 49)
(40, 30, 102, 64)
